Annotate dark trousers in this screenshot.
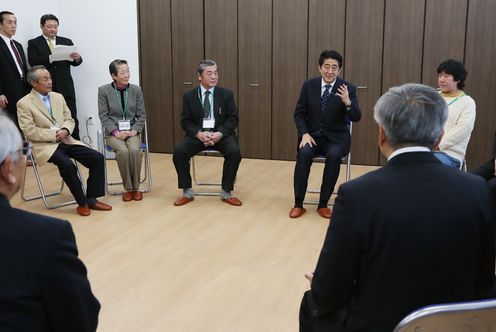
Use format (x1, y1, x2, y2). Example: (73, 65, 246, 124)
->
(294, 137, 346, 207)
(48, 143, 105, 206)
(64, 94, 80, 140)
(173, 135, 241, 192)
(300, 290, 346, 332)
(471, 159, 496, 206)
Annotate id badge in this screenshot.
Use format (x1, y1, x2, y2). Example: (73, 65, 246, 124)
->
(50, 123, 60, 130)
(202, 118, 215, 130)
(118, 120, 131, 131)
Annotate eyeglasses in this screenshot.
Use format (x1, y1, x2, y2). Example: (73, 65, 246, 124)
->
(0, 141, 33, 166)
(19, 141, 33, 157)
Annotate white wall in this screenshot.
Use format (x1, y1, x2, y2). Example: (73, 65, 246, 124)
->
(5, 0, 139, 147)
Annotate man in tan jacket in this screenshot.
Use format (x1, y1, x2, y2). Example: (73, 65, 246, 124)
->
(17, 65, 111, 216)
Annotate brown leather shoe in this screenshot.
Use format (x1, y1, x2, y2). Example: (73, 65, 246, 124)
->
(222, 197, 242, 206)
(76, 205, 91, 216)
(122, 191, 133, 202)
(132, 191, 143, 201)
(174, 196, 194, 206)
(89, 201, 113, 211)
(317, 207, 332, 219)
(289, 207, 306, 218)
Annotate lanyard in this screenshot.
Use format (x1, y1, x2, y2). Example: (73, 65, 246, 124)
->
(114, 86, 129, 120)
(446, 91, 465, 106)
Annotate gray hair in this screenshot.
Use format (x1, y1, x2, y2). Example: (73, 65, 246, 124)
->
(197, 59, 217, 75)
(373, 83, 448, 149)
(27, 65, 47, 85)
(0, 112, 23, 163)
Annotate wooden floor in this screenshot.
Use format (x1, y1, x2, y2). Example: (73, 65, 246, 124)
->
(11, 154, 378, 332)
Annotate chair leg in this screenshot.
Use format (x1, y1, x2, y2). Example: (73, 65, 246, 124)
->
(21, 157, 82, 209)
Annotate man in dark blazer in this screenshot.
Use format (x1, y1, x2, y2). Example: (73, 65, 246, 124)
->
(299, 83, 496, 332)
(173, 59, 242, 206)
(471, 131, 496, 206)
(0, 112, 100, 332)
(290, 49, 361, 219)
(28, 14, 83, 139)
(0, 11, 30, 127)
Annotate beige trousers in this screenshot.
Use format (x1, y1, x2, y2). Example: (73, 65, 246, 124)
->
(106, 135, 143, 191)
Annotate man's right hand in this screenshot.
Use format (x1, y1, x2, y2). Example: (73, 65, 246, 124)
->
(299, 133, 316, 149)
(0, 95, 8, 109)
(196, 131, 213, 144)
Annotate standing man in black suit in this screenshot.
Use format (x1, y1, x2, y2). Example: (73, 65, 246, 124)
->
(0, 112, 100, 332)
(0, 11, 30, 127)
(173, 59, 242, 207)
(28, 14, 83, 139)
(290, 49, 361, 219)
(299, 83, 496, 332)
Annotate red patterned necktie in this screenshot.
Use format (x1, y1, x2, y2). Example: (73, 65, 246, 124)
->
(10, 40, 25, 78)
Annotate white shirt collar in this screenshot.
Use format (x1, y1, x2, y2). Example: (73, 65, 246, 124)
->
(321, 78, 336, 90)
(200, 85, 215, 96)
(388, 146, 431, 161)
(43, 34, 56, 43)
(0, 33, 12, 44)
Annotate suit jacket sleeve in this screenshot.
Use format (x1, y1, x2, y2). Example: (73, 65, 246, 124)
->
(310, 185, 362, 314)
(294, 81, 310, 137)
(43, 221, 100, 332)
(131, 86, 146, 134)
(98, 85, 118, 135)
(181, 91, 202, 138)
(346, 83, 361, 122)
(216, 89, 238, 137)
(28, 37, 51, 67)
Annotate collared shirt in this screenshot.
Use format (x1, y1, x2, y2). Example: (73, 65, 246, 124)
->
(321, 78, 336, 97)
(200, 85, 215, 119)
(43, 34, 56, 47)
(0, 33, 24, 78)
(388, 146, 430, 161)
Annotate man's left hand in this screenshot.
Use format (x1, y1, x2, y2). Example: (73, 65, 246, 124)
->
(336, 84, 351, 107)
(55, 128, 70, 142)
(70, 52, 81, 61)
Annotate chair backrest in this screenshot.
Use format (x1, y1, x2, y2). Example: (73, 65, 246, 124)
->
(393, 298, 496, 332)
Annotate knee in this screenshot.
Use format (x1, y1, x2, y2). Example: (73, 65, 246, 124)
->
(224, 146, 241, 161)
(297, 146, 314, 161)
(325, 147, 345, 161)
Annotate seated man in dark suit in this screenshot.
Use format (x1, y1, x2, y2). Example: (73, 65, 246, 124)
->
(0, 112, 100, 331)
(173, 59, 242, 207)
(471, 131, 496, 206)
(17, 65, 112, 216)
(290, 49, 361, 219)
(299, 83, 495, 332)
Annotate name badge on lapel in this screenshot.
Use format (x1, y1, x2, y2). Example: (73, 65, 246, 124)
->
(118, 120, 131, 131)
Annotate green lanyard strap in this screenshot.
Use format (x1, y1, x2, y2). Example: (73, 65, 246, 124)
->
(114, 87, 129, 120)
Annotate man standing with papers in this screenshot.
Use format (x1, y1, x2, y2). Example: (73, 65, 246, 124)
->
(28, 14, 83, 139)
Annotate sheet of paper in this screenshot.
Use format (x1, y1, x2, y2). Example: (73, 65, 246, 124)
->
(51, 45, 78, 62)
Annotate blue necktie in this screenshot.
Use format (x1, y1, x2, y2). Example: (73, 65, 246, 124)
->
(43, 95, 53, 117)
(321, 85, 331, 112)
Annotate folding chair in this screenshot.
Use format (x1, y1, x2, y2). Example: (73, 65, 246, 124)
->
(304, 122, 353, 206)
(191, 149, 225, 196)
(393, 298, 496, 332)
(21, 152, 85, 209)
(101, 120, 152, 195)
